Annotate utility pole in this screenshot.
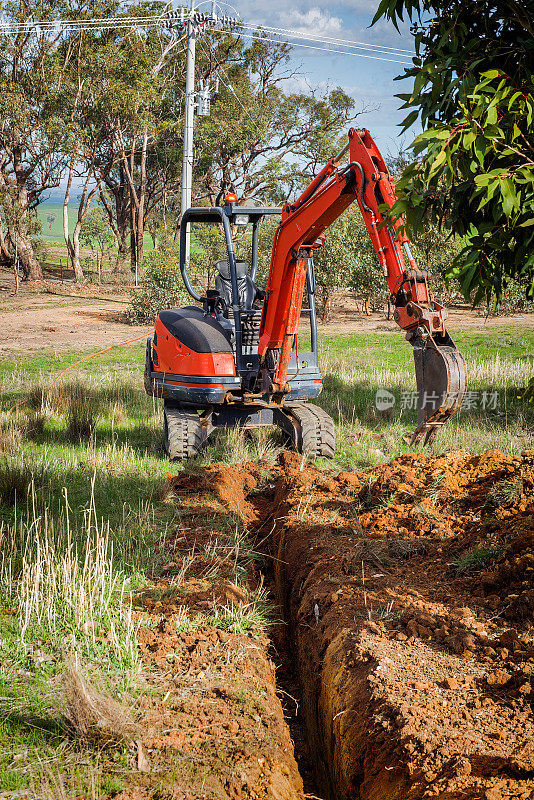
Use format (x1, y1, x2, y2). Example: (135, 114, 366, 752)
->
(181, 0, 196, 269)
(165, 3, 239, 266)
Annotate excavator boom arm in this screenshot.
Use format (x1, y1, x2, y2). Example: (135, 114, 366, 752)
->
(259, 127, 467, 444)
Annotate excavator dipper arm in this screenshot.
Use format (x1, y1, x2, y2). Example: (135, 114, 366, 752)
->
(258, 127, 467, 444)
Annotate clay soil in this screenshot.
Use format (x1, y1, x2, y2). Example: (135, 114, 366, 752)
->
(153, 450, 534, 800)
(122, 469, 305, 800)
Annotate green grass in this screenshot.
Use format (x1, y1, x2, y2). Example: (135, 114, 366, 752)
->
(0, 322, 533, 792)
(37, 202, 154, 251)
(37, 201, 70, 242)
(453, 542, 505, 573)
(487, 478, 523, 506)
(312, 325, 534, 467)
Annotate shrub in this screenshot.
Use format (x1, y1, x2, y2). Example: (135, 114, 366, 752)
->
(126, 248, 189, 324)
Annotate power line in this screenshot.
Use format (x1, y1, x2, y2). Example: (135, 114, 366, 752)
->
(0, 12, 415, 64)
(0, 13, 165, 32)
(236, 31, 413, 65)
(239, 21, 415, 56)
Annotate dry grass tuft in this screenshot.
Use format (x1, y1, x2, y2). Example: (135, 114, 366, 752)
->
(0, 456, 34, 505)
(25, 381, 100, 441)
(155, 476, 176, 503)
(25, 412, 46, 439)
(63, 655, 140, 745)
(66, 407, 95, 442)
(26, 382, 46, 411)
(0, 420, 26, 452)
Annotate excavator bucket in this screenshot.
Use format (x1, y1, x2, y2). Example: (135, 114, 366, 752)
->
(410, 332, 467, 445)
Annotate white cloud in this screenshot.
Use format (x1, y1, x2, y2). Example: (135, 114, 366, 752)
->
(276, 7, 343, 38)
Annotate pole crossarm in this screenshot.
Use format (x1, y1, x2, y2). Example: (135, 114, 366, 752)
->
(163, 8, 240, 32)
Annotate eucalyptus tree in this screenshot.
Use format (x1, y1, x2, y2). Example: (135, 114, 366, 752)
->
(82, 5, 190, 274)
(195, 33, 358, 207)
(0, 0, 107, 279)
(374, 0, 534, 304)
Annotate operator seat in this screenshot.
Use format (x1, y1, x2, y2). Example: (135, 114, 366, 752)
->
(214, 260, 262, 313)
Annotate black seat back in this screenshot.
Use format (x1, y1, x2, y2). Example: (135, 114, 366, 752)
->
(214, 260, 259, 311)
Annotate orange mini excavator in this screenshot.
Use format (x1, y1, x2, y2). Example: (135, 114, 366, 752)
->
(144, 128, 467, 459)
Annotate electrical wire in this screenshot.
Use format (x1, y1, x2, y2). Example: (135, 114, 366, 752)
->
(239, 21, 415, 56)
(0, 11, 415, 66)
(236, 31, 413, 65)
(0, 13, 166, 32)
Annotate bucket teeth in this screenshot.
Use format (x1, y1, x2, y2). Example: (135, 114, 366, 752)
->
(409, 332, 467, 446)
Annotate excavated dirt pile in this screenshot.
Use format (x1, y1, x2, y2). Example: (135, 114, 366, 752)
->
(132, 450, 534, 800)
(202, 449, 534, 800)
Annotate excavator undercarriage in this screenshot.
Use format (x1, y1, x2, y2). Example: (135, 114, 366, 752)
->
(144, 127, 467, 459)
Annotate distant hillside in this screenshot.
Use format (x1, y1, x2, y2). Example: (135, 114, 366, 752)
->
(37, 202, 74, 242)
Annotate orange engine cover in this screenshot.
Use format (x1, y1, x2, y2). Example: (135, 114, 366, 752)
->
(153, 309, 236, 378)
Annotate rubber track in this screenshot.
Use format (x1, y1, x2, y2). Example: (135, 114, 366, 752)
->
(164, 407, 203, 460)
(143, 363, 153, 396)
(289, 402, 335, 458)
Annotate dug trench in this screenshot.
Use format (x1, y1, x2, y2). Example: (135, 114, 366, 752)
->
(130, 449, 534, 799)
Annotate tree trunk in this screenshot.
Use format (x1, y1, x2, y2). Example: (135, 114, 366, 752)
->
(17, 233, 42, 280)
(0, 167, 42, 281)
(13, 148, 42, 280)
(63, 164, 85, 282)
(136, 131, 149, 272)
(130, 213, 137, 274)
(70, 221, 84, 281)
(319, 284, 330, 322)
(115, 226, 129, 274)
(99, 169, 130, 275)
(0, 223, 12, 266)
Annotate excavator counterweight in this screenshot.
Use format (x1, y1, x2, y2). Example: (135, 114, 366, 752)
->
(145, 127, 466, 459)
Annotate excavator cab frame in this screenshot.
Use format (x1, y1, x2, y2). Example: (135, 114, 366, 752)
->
(177, 205, 323, 401)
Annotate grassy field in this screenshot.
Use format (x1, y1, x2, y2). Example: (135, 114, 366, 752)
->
(37, 202, 69, 242)
(0, 325, 533, 794)
(36, 202, 154, 252)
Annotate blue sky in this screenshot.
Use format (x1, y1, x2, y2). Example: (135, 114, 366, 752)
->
(231, 0, 418, 155)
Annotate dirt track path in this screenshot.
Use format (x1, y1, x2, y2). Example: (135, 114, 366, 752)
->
(0, 293, 150, 354)
(1, 287, 533, 356)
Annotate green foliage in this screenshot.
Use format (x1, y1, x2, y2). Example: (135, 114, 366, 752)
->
(374, 0, 534, 305)
(476, 277, 534, 316)
(80, 207, 115, 254)
(126, 247, 189, 324)
(453, 542, 504, 573)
